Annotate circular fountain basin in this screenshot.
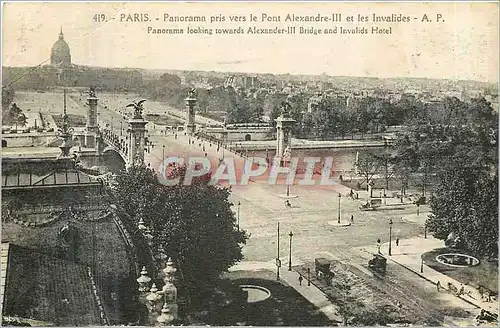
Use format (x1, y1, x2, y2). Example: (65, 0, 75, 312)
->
(239, 285, 271, 303)
(436, 253, 480, 267)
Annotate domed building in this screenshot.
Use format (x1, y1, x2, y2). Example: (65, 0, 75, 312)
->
(51, 27, 72, 67)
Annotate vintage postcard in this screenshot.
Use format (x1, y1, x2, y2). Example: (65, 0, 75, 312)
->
(1, 1, 498, 326)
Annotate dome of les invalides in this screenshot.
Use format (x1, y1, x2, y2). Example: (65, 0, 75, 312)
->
(51, 27, 72, 67)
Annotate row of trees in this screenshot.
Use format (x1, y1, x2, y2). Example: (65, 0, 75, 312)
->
(352, 95, 497, 258)
(354, 95, 498, 259)
(420, 97, 498, 258)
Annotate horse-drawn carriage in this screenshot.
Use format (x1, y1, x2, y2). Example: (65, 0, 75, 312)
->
(360, 198, 382, 211)
(368, 254, 387, 274)
(315, 258, 334, 285)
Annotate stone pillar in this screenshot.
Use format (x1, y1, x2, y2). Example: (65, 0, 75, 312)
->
(274, 102, 296, 167)
(86, 89, 99, 148)
(127, 115, 148, 167)
(185, 90, 197, 135)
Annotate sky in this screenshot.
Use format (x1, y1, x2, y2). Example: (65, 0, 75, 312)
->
(2, 2, 499, 83)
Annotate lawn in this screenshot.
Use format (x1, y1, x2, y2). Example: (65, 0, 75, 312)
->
(422, 248, 498, 294)
(217, 270, 335, 326)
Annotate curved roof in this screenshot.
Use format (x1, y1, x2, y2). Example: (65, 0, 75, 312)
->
(51, 38, 70, 55)
(51, 30, 71, 66)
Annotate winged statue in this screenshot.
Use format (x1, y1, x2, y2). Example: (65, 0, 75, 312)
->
(126, 99, 147, 118)
(280, 101, 292, 117)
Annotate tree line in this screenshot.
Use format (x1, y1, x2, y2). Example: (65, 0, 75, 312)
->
(357, 96, 498, 258)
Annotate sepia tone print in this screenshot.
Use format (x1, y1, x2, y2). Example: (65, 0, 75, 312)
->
(1, 1, 498, 326)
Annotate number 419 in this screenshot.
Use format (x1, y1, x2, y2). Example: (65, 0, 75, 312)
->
(93, 14, 106, 22)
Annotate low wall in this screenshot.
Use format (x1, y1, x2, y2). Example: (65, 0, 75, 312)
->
(2, 133, 57, 147)
(203, 128, 274, 142)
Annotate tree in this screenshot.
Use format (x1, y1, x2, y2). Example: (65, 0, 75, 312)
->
(2, 87, 15, 107)
(427, 168, 498, 258)
(110, 165, 248, 307)
(356, 151, 382, 190)
(5, 103, 27, 127)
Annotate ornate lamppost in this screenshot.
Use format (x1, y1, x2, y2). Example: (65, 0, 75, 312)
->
(276, 221, 281, 281)
(337, 194, 341, 224)
(288, 231, 293, 271)
(237, 201, 241, 231)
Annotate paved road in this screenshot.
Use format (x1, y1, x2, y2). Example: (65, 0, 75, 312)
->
(94, 99, 481, 325)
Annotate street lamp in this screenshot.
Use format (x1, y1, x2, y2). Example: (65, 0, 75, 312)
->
(120, 121, 123, 136)
(288, 231, 293, 271)
(276, 221, 281, 281)
(162, 145, 165, 160)
(237, 201, 241, 231)
(388, 218, 394, 256)
(337, 194, 341, 224)
(424, 220, 427, 239)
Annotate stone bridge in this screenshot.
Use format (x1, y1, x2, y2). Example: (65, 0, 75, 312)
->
(99, 129, 129, 164)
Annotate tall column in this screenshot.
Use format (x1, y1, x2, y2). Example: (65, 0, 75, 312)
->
(275, 102, 296, 166)
(127, 102, 148, 167)
(86, 87, 99, 148)
(185, 89, 197, 135)
(57, 89, 74, 158)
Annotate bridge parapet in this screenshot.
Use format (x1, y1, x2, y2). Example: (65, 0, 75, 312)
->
(99, 130, 128, 163)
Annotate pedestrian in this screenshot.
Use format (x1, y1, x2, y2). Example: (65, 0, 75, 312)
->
(351, 215, 354, 223)
(436, 280, 441, 292)
(459, 284, 465, 296)
(298, 274, 303, 286)
(356, 193, 359, 199)
(377, 238, 381, 254)
(396, 238, 399, 246)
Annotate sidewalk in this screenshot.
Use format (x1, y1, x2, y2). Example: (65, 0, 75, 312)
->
(230, 260, 342, 323)
(360, 236, 498, 315)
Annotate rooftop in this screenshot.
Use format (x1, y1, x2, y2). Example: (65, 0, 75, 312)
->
(2, 243, 102, 325)
(3, 169, 99, 189)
